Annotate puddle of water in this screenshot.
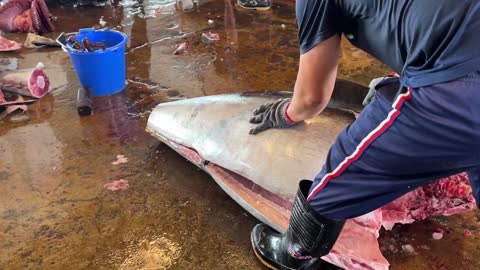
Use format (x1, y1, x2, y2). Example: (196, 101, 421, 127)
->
(0, 0, 477, 269)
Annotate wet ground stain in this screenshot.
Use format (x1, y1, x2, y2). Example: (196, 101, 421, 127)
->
(0, 0, 478, 269)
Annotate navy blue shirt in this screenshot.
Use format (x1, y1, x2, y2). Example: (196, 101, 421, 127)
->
(296, 0, 480, 87)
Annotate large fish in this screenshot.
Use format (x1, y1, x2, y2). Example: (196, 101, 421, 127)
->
(146, 80, 475, 270)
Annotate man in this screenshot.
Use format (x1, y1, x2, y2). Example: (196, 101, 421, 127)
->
(249, 0, 480, 269)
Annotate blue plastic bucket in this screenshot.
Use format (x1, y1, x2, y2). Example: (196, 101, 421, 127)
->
(65, 28, 128, 96)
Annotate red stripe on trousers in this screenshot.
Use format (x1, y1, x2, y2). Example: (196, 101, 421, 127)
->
(307, 87, 412, 201)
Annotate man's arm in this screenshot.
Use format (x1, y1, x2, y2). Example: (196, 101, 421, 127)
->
(248, 34, 341, 135)
(287, 34, 341, 122)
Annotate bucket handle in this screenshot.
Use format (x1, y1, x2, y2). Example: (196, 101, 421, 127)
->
(56, 28, 113, 52)
(56, 32, 81, 52)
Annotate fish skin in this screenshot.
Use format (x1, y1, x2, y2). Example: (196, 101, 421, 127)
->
(23, 32, 59, 48)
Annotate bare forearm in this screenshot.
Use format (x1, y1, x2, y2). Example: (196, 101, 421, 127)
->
(287, 93, 329, 121)
(286, 35, 341, 122)
(288, 75, 336, 120)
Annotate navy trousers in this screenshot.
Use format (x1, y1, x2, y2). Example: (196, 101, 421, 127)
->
(307, 72, 480, 220)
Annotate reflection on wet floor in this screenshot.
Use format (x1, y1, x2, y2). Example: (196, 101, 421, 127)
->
(0, 0, 478, 269)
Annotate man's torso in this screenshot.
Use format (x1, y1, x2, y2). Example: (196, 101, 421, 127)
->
(296, 0, 480, 87)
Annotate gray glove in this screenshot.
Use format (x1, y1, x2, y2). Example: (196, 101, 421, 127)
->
(249, 98, 298, 135)
(362, 77, 385, 106)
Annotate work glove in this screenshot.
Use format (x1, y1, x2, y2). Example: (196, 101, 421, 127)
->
(363, 74, 401, 106)
(362, 77, 385, 106)
(249, 98, 298, 135)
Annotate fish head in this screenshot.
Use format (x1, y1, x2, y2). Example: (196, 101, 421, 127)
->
(30, 0, 55, 34)
(0, 0, 32, 32)
(0, 0, 54, 34)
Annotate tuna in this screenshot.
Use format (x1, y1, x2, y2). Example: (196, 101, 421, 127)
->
(0, 62, 50, 98)
(146, 79, 476, 269)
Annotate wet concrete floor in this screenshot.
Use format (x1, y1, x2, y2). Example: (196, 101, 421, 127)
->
(0, 0, 479, 269)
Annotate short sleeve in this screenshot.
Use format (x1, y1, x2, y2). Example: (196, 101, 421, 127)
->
(296, 0, 342, 54)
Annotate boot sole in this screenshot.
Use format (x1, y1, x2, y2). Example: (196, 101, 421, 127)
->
(235, 2, 272, 11)
(250, 234, 277, 270)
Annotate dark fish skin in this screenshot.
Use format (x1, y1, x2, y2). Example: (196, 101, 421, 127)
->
(240, 79, 369, 113)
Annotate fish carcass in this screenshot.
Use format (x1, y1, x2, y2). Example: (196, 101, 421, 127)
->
(0, 62, 50, 98)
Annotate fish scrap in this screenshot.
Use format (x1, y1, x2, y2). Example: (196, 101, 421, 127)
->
(104, 179, 129, 191)
(432, 232, 443, 240)
(0, 35, 22, 51)
(112, 154, 128, 165)
(0, 91, 29, 121)
(24, 32, 59, 48)
(201, 31, 220, 44)
(0, 62, 50, 98)
(174, 42, 187, 55)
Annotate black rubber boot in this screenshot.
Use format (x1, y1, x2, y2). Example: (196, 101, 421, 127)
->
(251, 180, 345, 270)
(236, 0, 271, 10)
